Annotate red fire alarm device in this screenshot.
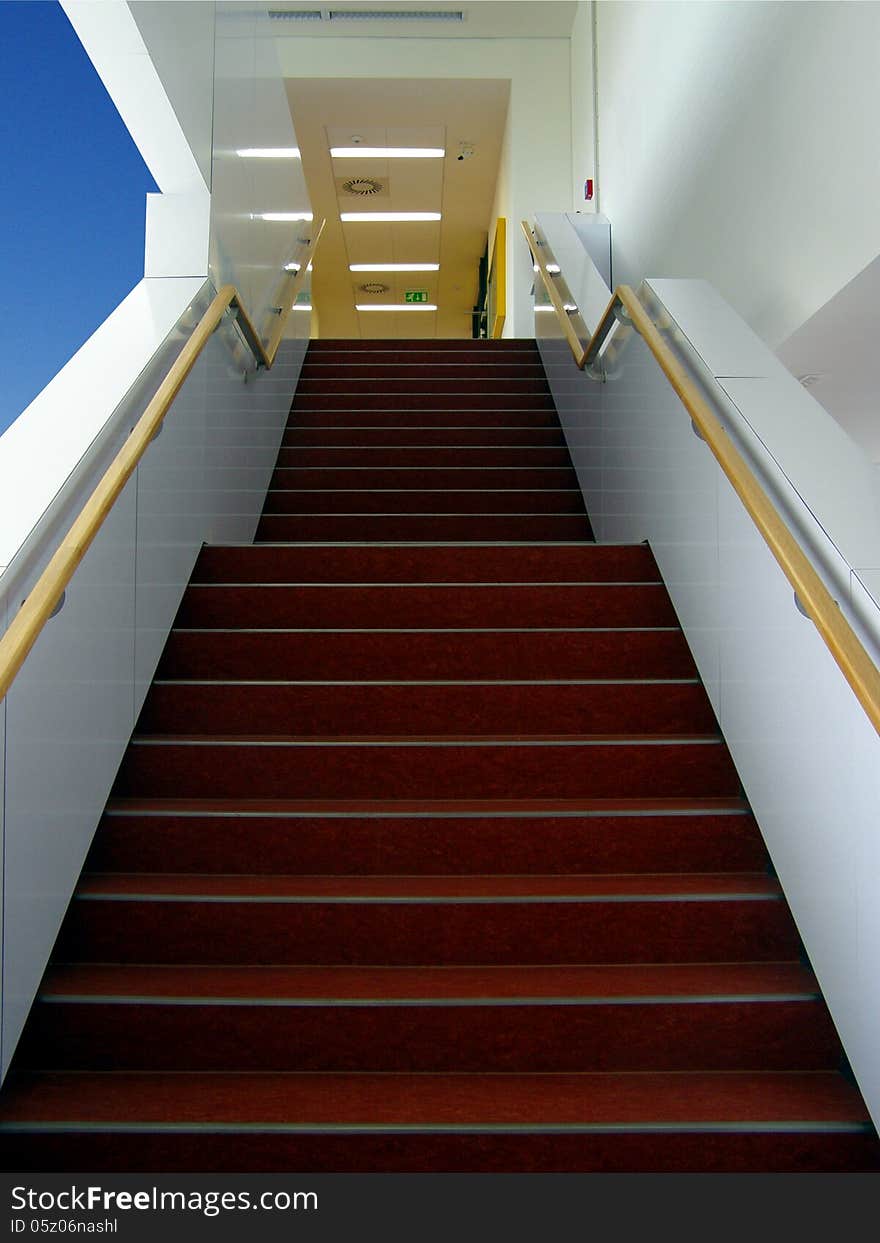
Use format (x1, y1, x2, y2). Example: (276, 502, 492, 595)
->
(584, 178, 594, 201)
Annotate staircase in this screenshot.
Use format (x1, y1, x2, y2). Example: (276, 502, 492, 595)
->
(1, 337, 878, 1172)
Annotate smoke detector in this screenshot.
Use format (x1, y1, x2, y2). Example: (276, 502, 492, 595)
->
(358, 282, 390, 294)
(343, 177, 384, 196)
(456, 142, 476, 162)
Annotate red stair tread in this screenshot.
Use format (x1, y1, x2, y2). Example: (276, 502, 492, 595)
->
(255, 516, 595, 542)
(156, 628, 698, 682)
(40, 962, 820, 1002)
(76, 872, 781, 899)
(192, 542, 660, 583)
(0, 1071, 870, 1127)
(261, 489, 586, 514)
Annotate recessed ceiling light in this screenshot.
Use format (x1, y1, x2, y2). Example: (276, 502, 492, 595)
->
(350, 263, 440, 272)
(255, 212, 314, 221)
(331, 147, 445, 159)
(236, 147, 301, 158)
(356, 303, 438, 311)
(341, 212, 441, 223)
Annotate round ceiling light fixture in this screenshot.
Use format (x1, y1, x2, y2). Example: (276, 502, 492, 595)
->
(343, 177, 385, 196)
(358, 282, 391, 294)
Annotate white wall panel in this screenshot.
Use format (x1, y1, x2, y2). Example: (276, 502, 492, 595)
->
(2, 479, 138, 1077)
(536, 234, 880, 1127)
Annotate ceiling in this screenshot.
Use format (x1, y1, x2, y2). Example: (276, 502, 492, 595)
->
(268, 2, 578, 39)
(285, 76, 511, 338)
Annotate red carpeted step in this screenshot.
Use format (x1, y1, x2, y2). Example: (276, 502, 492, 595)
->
(137, 679, 717, 738)
(112, 736, 741, 802)
(270, 466, 580, 490)
(289, 409, 563, 427)
(282, 426, 568, 447)
(260, 488, 586, 515)
(191, 542, 661, 583)
(254, 514, 594, 542)
(298, 363, 548, 381)
(54, 874, 796, 965)
(89, 801, 767, 875)
(156, 628, 691, 682)
(290, 393, 557, 410)
(296, 378, 551, 396)
(173, 584, 678, 630)
(276, 447, 572, 467)
(17, 962, 838, 1073)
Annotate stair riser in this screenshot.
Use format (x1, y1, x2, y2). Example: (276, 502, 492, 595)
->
(113, 740, 739, 801)
(291, 394, 556, 410)
(137, 682, 718, 738)
(296, 380, 551, 396)
(89, 813, 767, 875)
(19, 1000, 838, 1073)
(276, 448, 573, 468)
(255, 515, 594, 542)
(156, 630, 695, 682)
(270, 467, 581, 491)
(298, 365, 548, 381)
(282, 428, 568, 447)
(174, 586, 679, 630)
(192, 543, 659, 583)
(55, 898, 797, 965)
(286, 411, 563, 427)
(261, 489, 586, 515)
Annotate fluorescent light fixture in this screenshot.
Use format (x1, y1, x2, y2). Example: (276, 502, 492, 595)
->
(331, 147, 444, 159)
(341, 212, 440, 223)
(356, 303, 438, 311)
(284, 262, 301, 272)
(236, 147, 300, 158)
(328, 9, 463, 21)
(255, 212, 313, 221)
(291, 303, 312, 311)
(350, 263, 440, 272)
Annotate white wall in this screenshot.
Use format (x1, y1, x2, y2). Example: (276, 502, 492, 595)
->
(569, 0, 596, 215)
(272, 34, 573, 336)
(591, 0, 880, 348)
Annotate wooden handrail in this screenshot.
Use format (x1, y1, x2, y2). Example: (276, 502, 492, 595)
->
(522, 218, 880, 739)
(0, 222, 323, 703)
(521, 220, 588, 368)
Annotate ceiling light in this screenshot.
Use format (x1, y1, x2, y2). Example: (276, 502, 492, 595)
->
(356, 303, 438, 311)
(331, 147, 445, 159)
(291, 303, 312, 311)
(284, 262, 301, 272)
(328, 9, 463, 21)
(255, 212, 313, 221)
(341, 212, 441, 222)
(236, 147, 301, 158)
(350, 263, 440, 272)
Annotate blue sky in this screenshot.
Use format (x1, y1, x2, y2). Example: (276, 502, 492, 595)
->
(0, 0, 157, 435)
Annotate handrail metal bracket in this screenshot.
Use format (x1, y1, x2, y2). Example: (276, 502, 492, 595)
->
(586, 361, 606, 383)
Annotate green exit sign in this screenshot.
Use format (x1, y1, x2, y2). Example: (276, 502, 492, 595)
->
(404, 290, 429, 303)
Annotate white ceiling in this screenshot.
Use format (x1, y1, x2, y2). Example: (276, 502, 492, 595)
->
(286, 76, 511, 338)
(268, 2, 578, 39)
